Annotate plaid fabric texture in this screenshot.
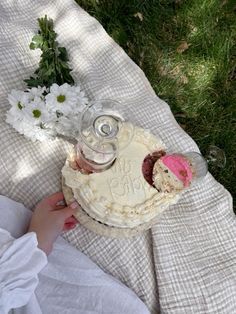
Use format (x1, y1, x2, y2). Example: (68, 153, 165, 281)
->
(0, 1, 234, 313)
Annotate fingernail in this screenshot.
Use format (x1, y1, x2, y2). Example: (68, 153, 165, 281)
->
(56, 200, 66, 206)
(70, 201, 78, 209)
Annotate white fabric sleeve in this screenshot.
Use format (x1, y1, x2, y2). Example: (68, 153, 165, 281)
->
(0, 229, 47, 313)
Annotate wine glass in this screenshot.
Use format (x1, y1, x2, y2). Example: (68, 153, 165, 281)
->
(183, 151, 208, 183)
(159, 148, 225, 188)
(178, 148, 225, 186)
(75, 99, 134, 173)
(143, 150, 208, 189)
(205, 145, 226, 169)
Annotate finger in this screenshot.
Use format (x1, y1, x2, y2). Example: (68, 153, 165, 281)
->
(55, 198, 76, 211)
(56, 199, 66, 206)
(63, 222, 77, 231)
(65, 216, 79, 224)
(54, 205, 66, 210)
(44, 192, 65, 208)
(60, 202, 78, 219)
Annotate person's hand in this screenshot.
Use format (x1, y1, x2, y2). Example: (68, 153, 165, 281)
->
(28, 192, 79, 255)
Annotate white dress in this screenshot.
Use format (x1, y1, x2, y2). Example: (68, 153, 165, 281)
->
(0, 195, 149, 314)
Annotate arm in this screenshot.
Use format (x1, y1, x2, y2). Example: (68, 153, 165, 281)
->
(0, 229, 47, 313)
(0, 192, 78, 313)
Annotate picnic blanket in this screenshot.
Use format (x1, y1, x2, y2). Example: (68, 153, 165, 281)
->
(0, 1, 235, 313)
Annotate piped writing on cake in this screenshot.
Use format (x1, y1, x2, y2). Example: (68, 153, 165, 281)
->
(109, 156, 148, 203)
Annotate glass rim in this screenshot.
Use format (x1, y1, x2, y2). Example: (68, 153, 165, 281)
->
(79, 99, 133, 154)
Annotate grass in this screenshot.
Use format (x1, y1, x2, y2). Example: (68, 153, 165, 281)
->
(75, 0, 236, 209)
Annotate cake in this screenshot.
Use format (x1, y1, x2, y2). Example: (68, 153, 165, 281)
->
(142, 150, 166, 186)
(62, 126, 180, 229)
(153, 154, 193, 193)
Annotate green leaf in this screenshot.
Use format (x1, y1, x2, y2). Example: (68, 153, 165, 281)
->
(25, 15, 74, 88)
(31, 34, 44, 49)
(58, 47, 69, 61)
(29, 42, 36, 50)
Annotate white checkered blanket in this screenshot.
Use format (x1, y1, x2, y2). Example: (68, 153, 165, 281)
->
(0, 1, 235, 313)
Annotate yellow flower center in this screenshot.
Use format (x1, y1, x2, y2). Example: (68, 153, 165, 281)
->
(57, 94, 66, 103)
(33, 109, 41, 118)
(17, 102, 23, 110)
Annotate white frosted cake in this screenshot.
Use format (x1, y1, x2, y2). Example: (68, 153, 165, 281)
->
(62, 127, 180, 228)
(153, 154, 194, 193)
(153, 160, 185, 192)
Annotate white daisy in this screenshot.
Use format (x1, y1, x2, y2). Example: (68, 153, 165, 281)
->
(6, 111, 20, 128)
(27, 86, 47, 101)
(72, 85, 88, 113)
(22, 122, 56, 142)
(7, 89, 30, 119)
(26, 123, 56, 142)
(6, 115, 56, 142)
(24, 99, 52, 125)
(45, 83, 77, 115)
(6, 83, 89, 143)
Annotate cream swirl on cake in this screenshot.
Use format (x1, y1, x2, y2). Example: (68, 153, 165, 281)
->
(62, 126, 180, 228)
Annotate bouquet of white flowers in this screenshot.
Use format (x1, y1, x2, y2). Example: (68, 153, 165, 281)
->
(6, 16, 88, 142)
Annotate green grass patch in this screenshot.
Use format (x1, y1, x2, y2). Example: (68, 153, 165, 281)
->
(76, 0, 236, 208)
